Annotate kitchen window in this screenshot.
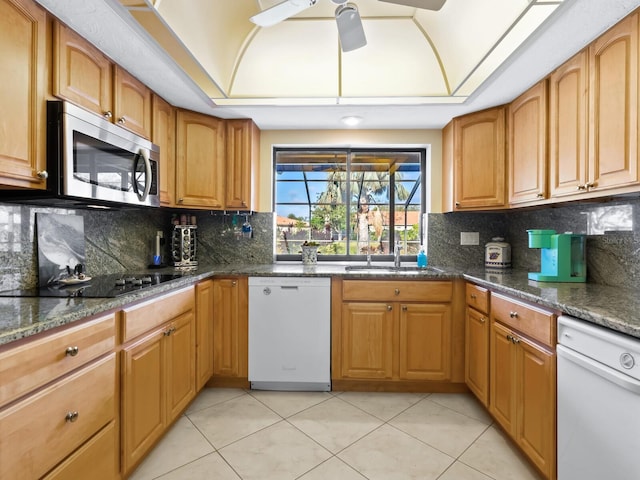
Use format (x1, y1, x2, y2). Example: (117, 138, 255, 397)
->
(274, 147, 426, 262)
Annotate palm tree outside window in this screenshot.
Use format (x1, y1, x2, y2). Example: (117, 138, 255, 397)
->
(274, 147, 427, 262)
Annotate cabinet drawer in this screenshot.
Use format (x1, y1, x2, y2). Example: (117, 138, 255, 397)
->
(343, 280, 452, 302)
(466, 283, 489, 314)
(43, 421, 118, 480)
(122, 286, 194, 343)
(0, 313, 115, 407)
(491, 293, 556, 347)
(0, 354, 116, 480)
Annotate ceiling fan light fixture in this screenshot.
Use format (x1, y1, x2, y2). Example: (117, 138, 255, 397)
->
(250, 0, 317, 27)
(335, 3, 367, 52)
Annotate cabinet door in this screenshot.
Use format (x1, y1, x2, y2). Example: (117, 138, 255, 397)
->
(195, 280, 214, 390)
(121, 328, 166, 475)
(166, 310, 196, 422)
(340, 302, 394, 379)
(152, 94, 176, 206)
(453, 107, 506, 209)
(226, 119, 260, 210)
(114, 66, 152, 139)
(176, 110, 225, 209)
(399, 303, 451, 381)
(213, 278, 248, 378)
(465, 306, 489, 406)
(517, 337, 556, 479)
(508, 81, 548, 205)
(549, 50, 589, 198)
(0, 0, 47, 189)
(489, 322, 517, 435)
(53, 21, 113, 118)
(589, 12, 640, 192)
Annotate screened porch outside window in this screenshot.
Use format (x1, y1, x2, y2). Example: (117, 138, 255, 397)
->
(274, 147, 426, 262)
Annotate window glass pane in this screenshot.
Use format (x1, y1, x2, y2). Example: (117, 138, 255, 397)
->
(275, 148, 425, 260)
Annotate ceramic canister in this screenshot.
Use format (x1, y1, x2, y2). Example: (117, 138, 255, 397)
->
(485, 237, 511, 269)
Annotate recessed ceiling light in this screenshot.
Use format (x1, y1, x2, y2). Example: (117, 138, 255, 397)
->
(341, 115, 363, 126)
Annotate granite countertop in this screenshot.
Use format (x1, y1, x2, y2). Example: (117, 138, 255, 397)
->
(1, 263, 639, 348)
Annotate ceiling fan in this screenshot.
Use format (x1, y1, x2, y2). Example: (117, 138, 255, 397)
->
(250, 0, 447, 52)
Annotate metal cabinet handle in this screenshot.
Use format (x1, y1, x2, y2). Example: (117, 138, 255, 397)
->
(470, 293, 477, 299)
(117, 116, 126, 125)
(536, 192, 544, 198)
(178, 198, 184, 203)
(512, 337, 520, 344)
(37, 170, 48, 180)
(480, 317, 486, 323)
(103, 111, 113, 119)
(455, 202, 460, 207)
(402, 305, 408, 311)
(585, 182, 595, 189)
(65, 411, 79, 423)
(65, 346, 79, 357)
(394, 288, 400, 296)
(509, 311, 518, 319)
(387, 305, 392, 311)
(164, 326, 176, 336)
(577, 184, 587, 190)
(232, 281, 237, 286)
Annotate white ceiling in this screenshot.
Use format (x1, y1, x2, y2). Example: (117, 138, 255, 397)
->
(35, 0, 640, 129)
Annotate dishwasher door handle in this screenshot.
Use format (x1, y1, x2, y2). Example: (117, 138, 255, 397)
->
(280, 286, 299, 290)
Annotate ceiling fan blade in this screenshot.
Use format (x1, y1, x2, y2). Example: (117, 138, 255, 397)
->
(335, 3, 367, 52)
(378, 0, 446, 10)
(250, 0, 317, 27)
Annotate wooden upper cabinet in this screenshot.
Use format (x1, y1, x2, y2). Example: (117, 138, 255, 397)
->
(588, 12, 639, 193)
(54, 23, 151, 139)
(53, 21, 112, 119)
(175, 109, 225, 209)
(152, 95, 176, 206)
(441, 121, 454, 212)
(114, 65, 152, 139)
(225, 119, 260, 210)
(452, 106, 507, 210)
(0, 0, 47, 189)
(549, 49, 589, 199)
(508, 81, 548, 205)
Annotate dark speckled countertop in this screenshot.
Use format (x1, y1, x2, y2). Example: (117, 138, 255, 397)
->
(1, 263, 639, 348)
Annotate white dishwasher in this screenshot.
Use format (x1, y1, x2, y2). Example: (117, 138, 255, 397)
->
(248, 276, 331, 391)
(557, 315, 640, 480)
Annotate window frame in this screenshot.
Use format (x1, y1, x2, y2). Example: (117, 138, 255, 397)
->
(273, 145, 428, 263)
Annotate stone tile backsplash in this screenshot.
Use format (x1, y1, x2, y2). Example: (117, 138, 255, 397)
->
(428, 196, 640, 289)
(0, 202, 273, 290)
(2, 195, 640, 290)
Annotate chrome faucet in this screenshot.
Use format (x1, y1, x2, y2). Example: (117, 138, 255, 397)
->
(394, 240, 401, 267)
(366, 234, 372, 266)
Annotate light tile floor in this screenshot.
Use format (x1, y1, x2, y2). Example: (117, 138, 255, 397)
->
(129, 388, 543, 480)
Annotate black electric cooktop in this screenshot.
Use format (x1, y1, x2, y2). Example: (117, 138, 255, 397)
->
(0, 273, 184, 298)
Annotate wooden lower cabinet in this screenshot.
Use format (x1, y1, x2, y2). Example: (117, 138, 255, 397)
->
(399, 303, 451, 381)
(340, 302, 394, 379)
(465, 305, 490, 406)
(490, 301, 557, 480)
(196, 279, 215, 391)
(211, 277, 248, 386)
(0, 354, 116, 480)
(120, 287, 196, 476)
(333, 278, 464, 391)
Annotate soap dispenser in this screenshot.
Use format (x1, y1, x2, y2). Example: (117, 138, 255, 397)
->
(417, 246, 428, 268)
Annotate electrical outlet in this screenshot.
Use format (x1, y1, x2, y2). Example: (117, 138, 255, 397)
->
(460, 232, 479, 245)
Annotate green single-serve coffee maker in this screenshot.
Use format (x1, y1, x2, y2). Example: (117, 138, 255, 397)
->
(527, 229, 587, 282)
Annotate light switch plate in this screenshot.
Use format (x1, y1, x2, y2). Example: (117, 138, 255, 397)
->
(460, 232, 480, 245)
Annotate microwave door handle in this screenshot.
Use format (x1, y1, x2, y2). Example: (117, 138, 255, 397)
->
(135, 149, 152, 202)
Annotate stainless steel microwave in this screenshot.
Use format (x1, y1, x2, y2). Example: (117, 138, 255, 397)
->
(47, 101, 160, 207)
(1, 101, 160, 208)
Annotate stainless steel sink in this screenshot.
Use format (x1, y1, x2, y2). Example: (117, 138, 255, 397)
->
(344, 265, 444, 274)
